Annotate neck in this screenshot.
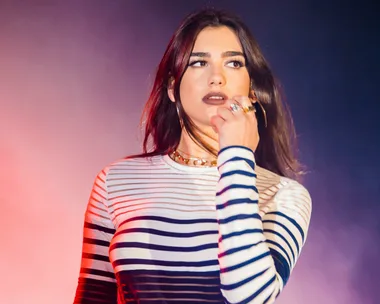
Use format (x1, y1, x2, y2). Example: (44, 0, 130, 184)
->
(176, 127, 218, 159)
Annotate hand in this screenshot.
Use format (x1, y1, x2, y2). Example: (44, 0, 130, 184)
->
(210, 95, 259, 152)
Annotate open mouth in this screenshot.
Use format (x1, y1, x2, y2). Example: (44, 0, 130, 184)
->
(202, 92, 228, 105)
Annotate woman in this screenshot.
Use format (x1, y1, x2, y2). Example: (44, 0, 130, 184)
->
(74, 8, 312, 304)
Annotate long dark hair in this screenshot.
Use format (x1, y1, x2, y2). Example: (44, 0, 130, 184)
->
(136, 8, 302, 179)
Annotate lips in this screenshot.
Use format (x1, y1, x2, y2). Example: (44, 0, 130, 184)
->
(202, 92, 228, 105)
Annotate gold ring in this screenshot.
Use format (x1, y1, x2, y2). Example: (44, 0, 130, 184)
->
(242, 104, 256, 113)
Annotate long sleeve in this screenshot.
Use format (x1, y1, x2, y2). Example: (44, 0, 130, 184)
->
(216, 146, 312, 304)
(73, 169, 118, 304)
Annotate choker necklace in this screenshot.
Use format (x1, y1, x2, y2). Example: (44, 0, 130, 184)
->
(169, 150, 217, 167)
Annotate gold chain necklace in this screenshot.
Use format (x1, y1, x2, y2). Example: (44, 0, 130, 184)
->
(169, 150, 217, 167)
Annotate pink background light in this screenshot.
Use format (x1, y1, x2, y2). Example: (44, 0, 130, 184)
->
(1, 1, 377, 303)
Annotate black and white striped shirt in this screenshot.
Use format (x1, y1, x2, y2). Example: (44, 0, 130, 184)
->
(74, 146, 312, 303)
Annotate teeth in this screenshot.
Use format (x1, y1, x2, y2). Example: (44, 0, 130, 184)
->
(208, 96, 223, 99)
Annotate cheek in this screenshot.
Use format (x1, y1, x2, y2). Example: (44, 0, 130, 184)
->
(179, 79, 191, 99)
(179, 73, 191, 98)
(228, 73, 251, 93)
(179, 73, 203, 105)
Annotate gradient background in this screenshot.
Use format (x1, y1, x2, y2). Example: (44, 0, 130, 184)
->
(1, 1, 379, 303)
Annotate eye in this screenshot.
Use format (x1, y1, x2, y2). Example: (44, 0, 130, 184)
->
(189, 60, 207, 67)
(226, 60, 245, 68)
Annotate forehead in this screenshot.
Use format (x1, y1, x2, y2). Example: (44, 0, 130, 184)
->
(192, 26, 243, 52)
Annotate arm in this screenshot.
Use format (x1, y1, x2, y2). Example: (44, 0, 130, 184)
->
(216, 146, 312, 304)
(73, 169, 118, 304)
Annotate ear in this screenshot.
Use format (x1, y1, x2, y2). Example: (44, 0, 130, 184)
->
(249, 88, 257, 101)
(167, 77, 175, 102)
(249, 80, 256, 99)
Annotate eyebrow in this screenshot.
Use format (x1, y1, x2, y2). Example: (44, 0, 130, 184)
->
(190, 51, 245, 58)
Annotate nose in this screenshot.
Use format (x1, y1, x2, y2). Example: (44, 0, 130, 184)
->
(208, 68, 226, 87)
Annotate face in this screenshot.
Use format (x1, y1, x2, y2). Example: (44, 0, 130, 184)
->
(168, 26, 251, 130)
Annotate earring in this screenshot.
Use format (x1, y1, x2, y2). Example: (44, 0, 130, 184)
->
(255, 99, 268, 128)
(250, 87, 268, 128)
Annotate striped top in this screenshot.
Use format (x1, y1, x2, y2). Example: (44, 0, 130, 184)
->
(74, 146, 312, 304)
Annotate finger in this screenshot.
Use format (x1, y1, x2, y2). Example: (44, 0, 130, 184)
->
(217, 105, 236, 121)
(231, 96, 257, 118)
(210, 115, 224, 133)
(224, 98, 244, 117)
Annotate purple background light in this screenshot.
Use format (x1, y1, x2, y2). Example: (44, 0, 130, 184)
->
(0, 1, 378, 303)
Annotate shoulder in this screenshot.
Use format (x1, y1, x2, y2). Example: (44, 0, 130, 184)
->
(102, 154, 165, 173)
(256, 165, 312, 212)
(92, 155, 166, 185)
(256, 167, 312, 237)
(275, 176, 312, 209)
(272, 175, 312, 233)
